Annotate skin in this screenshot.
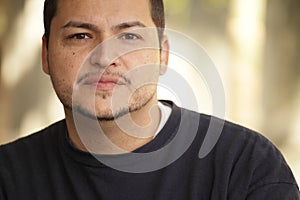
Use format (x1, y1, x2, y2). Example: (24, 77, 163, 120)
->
(42, 0, 169, 153)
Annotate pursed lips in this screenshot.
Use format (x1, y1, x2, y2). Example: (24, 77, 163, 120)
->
(80, 75, 127, 90)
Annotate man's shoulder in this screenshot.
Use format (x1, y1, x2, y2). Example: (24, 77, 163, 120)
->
(198, 112, 282, 160)
(179, 109, 299, 194)
(178, 106, 264, 144)
(0, 120, 66, 155)
(178, 106, 288, 165)
(0, 120, 67, 195)
(161, 102, 278, 154)
(182, 107, 263, 137)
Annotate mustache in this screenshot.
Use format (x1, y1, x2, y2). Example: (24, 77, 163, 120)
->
(76, 70, 131, 85)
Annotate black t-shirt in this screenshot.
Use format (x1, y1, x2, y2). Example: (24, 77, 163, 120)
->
(0, 102, 299, 199)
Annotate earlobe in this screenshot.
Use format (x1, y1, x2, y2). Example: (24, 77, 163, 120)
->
(159, 36, 169, 75)
(42, 35, 50, 75)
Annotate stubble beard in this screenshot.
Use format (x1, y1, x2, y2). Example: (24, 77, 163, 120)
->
(61, 85, 157, 122)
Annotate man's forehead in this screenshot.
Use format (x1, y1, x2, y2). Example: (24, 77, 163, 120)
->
(55, 0, 154, 27)
(56, 0, 151, 15)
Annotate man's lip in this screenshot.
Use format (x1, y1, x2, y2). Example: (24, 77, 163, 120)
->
(80, 75, 127, 86)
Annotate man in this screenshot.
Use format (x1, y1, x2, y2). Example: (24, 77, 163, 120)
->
(0, 0, 299, 199)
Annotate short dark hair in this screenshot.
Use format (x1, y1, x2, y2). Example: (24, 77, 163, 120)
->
(43, 0, 165, 48)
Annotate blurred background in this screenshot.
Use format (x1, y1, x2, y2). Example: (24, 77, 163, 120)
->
(0, 0, 299, 183)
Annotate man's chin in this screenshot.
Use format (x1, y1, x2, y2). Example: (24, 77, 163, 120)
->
(69, 90, 155, 122)
(72, 106, 130, 122)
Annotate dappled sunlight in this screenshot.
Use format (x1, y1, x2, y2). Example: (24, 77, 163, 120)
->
(1, 0, 44, 88)
(227, 0, 267, 130)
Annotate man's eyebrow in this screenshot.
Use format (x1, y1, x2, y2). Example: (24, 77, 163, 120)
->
(62, 21, 98, 31)
(112, 21, 147, 31)
(61, 21, 147, 32)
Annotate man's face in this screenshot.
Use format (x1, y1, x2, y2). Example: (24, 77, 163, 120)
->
(42, 0, 169, 120)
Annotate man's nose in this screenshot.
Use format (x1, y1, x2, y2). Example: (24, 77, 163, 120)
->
(89, 39, 119, 68)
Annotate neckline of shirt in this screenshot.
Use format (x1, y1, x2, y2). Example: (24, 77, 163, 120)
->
(59, 100, 181, 168)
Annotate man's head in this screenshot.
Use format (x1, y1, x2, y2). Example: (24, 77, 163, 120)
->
(41, 0, 169, 121)
(43, 0, 165, 48)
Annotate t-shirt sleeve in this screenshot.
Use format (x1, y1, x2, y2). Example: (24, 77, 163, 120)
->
(246, 183, 300, 200)
(0, 182, 7, 200)
(222, 121, 300, 199)
(243, 132, 300, 199)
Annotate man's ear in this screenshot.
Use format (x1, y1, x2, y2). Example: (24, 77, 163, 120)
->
(159, 36, 169, 75)
(42, 35, 50, 75)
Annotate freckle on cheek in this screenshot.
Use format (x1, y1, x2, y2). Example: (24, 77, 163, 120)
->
(72, 52, 76, 55)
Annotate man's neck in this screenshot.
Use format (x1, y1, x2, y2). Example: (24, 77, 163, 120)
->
(64, 101, 161, 154)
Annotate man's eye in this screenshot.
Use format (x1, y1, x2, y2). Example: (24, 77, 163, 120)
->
(68, 33, 91, 40)
(119, 33, 141, 40)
